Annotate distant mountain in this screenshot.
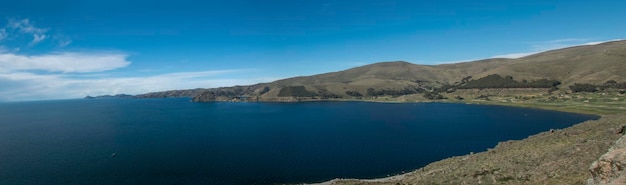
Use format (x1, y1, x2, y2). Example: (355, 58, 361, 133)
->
(136, 40, 626, 102)
(135, 88, 208, 98)
(84, 94, 134, 99)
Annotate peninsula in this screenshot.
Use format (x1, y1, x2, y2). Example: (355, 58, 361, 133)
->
(132, 40, 626, 184)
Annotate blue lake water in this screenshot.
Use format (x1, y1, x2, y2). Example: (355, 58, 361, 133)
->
(0, 98, 597, 185)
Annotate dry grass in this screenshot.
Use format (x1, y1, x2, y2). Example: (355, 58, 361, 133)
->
(272, 40, 626, 97)
(145, 40, 626, 101)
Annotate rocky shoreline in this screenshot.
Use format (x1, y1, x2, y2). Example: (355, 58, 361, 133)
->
(588, 130, 626, 185)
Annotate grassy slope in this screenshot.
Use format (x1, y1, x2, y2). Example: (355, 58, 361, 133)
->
(181, 40, 626, 101)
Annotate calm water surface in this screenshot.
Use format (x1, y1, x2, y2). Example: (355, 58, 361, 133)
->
(0, 98, 598, 184)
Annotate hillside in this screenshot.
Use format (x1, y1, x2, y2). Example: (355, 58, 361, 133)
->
(135, 88, 208, 98)
(175, 40, 626, 102)
(131, 40, 626, 185)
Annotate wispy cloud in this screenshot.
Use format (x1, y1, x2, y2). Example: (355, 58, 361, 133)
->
(0, 50, 267, 101)
(0, 68, 271, 101)
(0, 50, 133, 101)
(51, 34, 73, 47)
(0, 17, 271, 101)
(435, 58, 481, 65)
(491, 51, 539, 59)
(527, 38, 590, 51)
(0, 52, 131, 73)
(31, 34, 46, 45)
(58, 39, 71, 47)
(580, 39, 625, 46)
(0, 28, 7, 40)
(6, 18, 48, 46)
(8, 19, 47, 33)
(491, 38, 625, 59)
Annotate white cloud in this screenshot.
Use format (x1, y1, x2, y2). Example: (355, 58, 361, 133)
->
(6, 18, 48, 46)
(527, 38, 591, 51)
(0, 69, 275, 101)
(435, 58, 481, 65)
(31, 34, 46, 45)
(0, 18, 275, 101)
(58, 39, 71, 47)
(0, 50, 140, 101)
(491, 51, 539, 59)
(0, 52, 130, 73)
(8, 18, 47, 34)
(2, 18, 73, 48)
(491, 38, 626, 59)
(581, 39, 625, 46)
(0, 18, 273, 101)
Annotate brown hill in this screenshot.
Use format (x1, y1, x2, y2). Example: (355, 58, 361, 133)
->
(135, 40, 626, 101)
(276, 40, 626, 87)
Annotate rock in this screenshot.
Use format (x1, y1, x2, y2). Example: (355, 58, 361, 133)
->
(615, 126, 626, 135)
(588, 135, 626, 185)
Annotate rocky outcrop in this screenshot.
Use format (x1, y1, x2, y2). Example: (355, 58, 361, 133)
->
(588, 130, 626, 185)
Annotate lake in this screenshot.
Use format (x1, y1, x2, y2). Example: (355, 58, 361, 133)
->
(0, 98, 598, 185)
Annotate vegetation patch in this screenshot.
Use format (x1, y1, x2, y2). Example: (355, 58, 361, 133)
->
(458, 74, 561, 89)
(344, 90, 363, 97)
(277, 86, 317, 97)
(569, 83, 599, 93)
(366, 87, 424, 97)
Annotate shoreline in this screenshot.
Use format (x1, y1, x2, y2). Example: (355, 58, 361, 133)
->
(293, 94, 624, 184)
(304, 114, 623, 185)
(305, 173, 408, 185)
(196, 97, 611, 116)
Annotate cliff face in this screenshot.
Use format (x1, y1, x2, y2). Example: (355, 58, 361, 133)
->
(588, 129, 626, 185)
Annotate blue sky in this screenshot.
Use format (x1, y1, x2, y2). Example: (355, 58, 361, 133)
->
(0, 0, 625, 101)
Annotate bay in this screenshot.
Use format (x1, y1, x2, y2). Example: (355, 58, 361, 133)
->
(0, 98, 598, 184)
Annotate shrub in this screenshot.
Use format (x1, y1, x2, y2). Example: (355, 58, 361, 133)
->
(344, 91, 362, 97)
(569, 83, 598, 93)
(458, 74, 560, 89)
(424, 92, 445, 100)
(277, 86, 317, 97)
